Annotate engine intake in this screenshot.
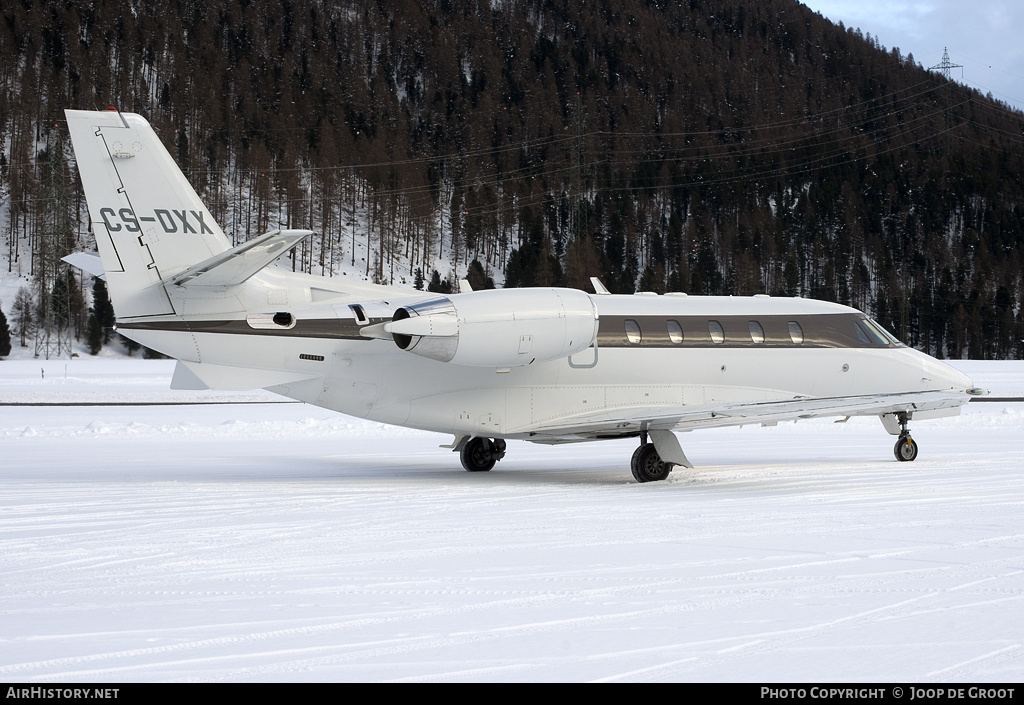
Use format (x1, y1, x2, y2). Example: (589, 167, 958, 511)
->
(385, 288, 598, 367)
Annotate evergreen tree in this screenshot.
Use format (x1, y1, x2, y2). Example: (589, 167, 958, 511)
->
(0, 305, 11, 357)
(68, 272, 87, 341)
(49, 267, 81, 332)
(466, 259, 494, 290)
(121, 334, 140, 356)
(86, 313, 102, 355)
(1, 0, 1023, 357)
(427, 270, 451, 294)
(91, 278, 116, 344)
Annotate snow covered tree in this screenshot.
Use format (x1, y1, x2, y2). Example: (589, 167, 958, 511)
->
(11, 286, 35, 348)
(427, 270, 451, 294)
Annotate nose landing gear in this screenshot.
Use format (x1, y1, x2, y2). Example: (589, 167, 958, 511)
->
(894, 434, 918, 461)
(893, 412, 918, 462)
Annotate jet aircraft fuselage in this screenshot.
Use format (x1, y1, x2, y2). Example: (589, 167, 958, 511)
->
(63, 109, 977, 481)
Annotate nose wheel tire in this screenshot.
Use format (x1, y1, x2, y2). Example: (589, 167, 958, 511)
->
(894, 436, 918, 462)
(631, 443, 674, 483)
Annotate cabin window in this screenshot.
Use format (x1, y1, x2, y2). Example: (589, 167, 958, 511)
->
(667, 320, 684, 344)
(748, 321, 765, 344)
(788, 321, 804, 344)
(708, 320, 725, 344)
(624, 319, 642, 345)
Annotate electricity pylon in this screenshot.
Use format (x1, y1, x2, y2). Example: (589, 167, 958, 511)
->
(928, 47, 964, 153)
(928, 47, 963, 81)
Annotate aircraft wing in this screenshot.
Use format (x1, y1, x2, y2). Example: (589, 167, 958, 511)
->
(518, 389, 969, 442)
(165, 229, 313, 288)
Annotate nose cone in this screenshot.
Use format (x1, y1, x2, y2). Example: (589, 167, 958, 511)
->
(922, 356, 973, 392)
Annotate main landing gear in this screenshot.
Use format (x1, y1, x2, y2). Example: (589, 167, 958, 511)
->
(630, 435, 674, 483)
(460, 437, 507, 472)
(893, 412, 918, 462)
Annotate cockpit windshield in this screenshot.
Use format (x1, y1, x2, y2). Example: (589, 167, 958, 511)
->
(861, 318, 902, 346)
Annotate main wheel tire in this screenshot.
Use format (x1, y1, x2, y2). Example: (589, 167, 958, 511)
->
(461, 437, 497, 472)
(894, 436, 919, 462)
(630, 443, 673, 483)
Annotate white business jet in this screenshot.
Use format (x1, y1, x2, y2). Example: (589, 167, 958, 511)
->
(63, 109, 981, 482)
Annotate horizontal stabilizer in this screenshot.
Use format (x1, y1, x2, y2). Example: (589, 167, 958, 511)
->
(62, 252, 107, 280)
(166, 229, 313, 288)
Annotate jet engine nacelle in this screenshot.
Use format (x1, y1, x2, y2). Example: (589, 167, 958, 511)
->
(384, 288, 599, 367)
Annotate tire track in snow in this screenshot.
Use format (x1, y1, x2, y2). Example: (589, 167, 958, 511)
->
(591, 570, 1024, 681)
(925, 645, 1022, 680)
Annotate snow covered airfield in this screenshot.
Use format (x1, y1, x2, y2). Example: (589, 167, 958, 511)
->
(1, 359, 1022, 682)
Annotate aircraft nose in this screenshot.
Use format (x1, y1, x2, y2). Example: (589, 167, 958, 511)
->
(923, 357, 973, 391)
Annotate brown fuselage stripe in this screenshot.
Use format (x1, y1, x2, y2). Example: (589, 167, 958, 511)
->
(119, 317, 389, 340)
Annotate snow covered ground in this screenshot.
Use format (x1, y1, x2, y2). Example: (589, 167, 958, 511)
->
(1, 360, 1022, 682)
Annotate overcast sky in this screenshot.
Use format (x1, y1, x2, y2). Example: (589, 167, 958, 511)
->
(800, 0, 1024, 112)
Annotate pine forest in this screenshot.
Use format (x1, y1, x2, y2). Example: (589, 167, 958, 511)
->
(2, 0, 1023, 359)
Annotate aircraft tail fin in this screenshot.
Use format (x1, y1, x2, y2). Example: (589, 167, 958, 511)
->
(64, 109, 231, 319)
